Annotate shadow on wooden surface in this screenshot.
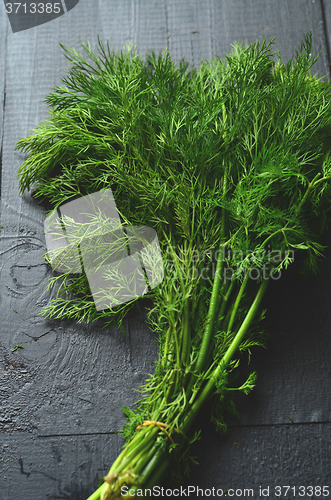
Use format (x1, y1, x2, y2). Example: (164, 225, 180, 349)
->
(1, 1, 331, 499)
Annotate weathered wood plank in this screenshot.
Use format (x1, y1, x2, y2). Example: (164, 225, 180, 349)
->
(226, 248, 331, 427)
(1, 432, 121, 500)
(1, 423, 330, 499)
(0, 7, 8, 192)
(321, 0, 331, 76)
(181, 421, 331, 498)
(166, 0, 330, 77)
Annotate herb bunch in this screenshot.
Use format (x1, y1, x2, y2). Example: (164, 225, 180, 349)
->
(17, 34, 331, 499)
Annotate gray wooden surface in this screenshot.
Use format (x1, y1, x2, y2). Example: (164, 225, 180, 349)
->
(1, 1, 331, 499)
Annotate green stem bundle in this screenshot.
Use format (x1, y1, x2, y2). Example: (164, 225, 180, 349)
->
(87, 274, 269, 500)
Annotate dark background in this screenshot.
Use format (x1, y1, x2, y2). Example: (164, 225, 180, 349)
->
(0, 1, 331, 499)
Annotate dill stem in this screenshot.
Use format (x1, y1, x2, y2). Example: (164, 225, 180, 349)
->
(162, 325, 172, 368)
(295, 172, 322, 215)
(193, 166, 228, 375)
(194, 245, 225, 374)
(144, 455, 170, 489)
(86, 486, 103, 500)
(160, 369, 177, 406)
(91, 277, 269, 500)
(181, 278, 269, 434)
(86, 427, 166, 500)
(135, 440, 168, 484)
(133, 440, 163, 475)
(218, 278, 236, 320)
(162, 287, 174, 368)
(111, 427, 159, 476)
(109, 425, 151, 471)
(181, 302, 190, 366)
(122, 455, 170, 496)
(226, 271, 250, 333)
(201, 278, 236, 368)
(221, 279, 268, 365)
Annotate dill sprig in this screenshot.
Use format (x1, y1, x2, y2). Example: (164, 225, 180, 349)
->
(16, 34, 331, 499)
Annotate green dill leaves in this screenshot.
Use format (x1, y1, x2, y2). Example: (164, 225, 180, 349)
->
(15, 34, 331, 497)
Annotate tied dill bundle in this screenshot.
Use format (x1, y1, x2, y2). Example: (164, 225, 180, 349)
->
(17, 34, 331, 499)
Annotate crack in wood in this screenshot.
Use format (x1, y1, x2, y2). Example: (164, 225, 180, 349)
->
(24, 330, 54, 341)
(39, 431, 118, 438)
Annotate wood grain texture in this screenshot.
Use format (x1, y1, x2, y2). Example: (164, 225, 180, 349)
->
(0, 1, 331, 499)
(320, 0, 331, 77)
(181, 421, 331, 497)
(0, 7, 8, 194)
(226, 249, 331, 427)
(166, 0, 330, 77)
(1, 423, 331, 499)
(1, 432, 122, 500)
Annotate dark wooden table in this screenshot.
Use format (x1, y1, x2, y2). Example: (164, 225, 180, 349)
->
(1, 1, 331, 499)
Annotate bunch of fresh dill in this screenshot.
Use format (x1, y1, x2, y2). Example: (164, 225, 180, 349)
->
(17, 34, 331, 499)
